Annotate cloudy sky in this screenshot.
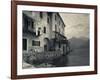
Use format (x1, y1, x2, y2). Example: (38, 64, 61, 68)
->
(60, 13, 89, 39)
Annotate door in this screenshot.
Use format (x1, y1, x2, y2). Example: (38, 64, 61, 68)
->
(44, 45, 47, 51)
(44, 38, 49, 51)
(23, 38, 27, 51)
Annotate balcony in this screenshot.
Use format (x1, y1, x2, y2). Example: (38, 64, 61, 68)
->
(23, 27, 36, 36)
(52, 31, 68, 44)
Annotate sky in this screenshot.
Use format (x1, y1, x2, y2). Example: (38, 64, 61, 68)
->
(60, 13, 89, 39)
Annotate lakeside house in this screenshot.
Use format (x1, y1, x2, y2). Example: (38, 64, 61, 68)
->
(22, 11, 70, 63)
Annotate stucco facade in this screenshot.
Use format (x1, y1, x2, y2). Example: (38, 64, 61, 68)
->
(22, 11, 68, 55)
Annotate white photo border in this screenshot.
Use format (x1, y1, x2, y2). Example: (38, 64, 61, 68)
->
(17, 5, 95, 75)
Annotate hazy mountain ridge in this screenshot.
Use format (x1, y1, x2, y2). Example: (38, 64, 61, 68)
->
(69, 37, 89, 49)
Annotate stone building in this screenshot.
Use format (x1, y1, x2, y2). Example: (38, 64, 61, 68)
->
(22, 11, 69, 57)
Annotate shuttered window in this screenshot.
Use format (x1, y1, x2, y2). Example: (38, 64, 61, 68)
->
(32, 40, 40, 46)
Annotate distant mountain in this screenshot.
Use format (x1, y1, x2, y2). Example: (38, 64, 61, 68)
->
(68, 37, 89, 49)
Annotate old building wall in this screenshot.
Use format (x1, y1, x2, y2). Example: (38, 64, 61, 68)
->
(23, 11, 67, 53)
(51, 13, 65, 38)
(23, 33, 34, 53)
(30, 12, 53, 51)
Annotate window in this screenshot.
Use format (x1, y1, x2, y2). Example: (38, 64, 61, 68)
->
(28, 19, 31, 26)
(31, 21, 34, 29)
(44, 27, 46, 33)
(37, 27, 41, 36)
(23, 14, 34, 30)
(44, 45, 47, 51)
(55, 24, 57, 32)
(63, 46, 65, 53)
(23, 39, 27, 50)
(59, 21, 60, 25)
(32, 40, 40, 46)
(38, 30, 40, 36)
(40, 12, 43, 18)
(23, 14, 28, 29)
(47, 12, 51, 17)
(55, 15, 56, 20)
(59, 28, 60, 33)
(47, 17, 49, 23)
(27, 19, 34, 29)
(59, 42, 61, 48)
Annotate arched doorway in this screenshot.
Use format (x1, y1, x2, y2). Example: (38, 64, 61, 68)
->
(44, 38, 49, 51)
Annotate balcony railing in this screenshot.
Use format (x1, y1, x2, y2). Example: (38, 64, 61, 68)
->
(23, 27, 36, 36)
(53, 31, 67, 40)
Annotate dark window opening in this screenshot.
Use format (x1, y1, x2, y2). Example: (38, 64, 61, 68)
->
(59, 42, 61, 48)
(47, 12, 51, 17)
(28, 19, 31, 26)
(32, 40, 40, 46)
(40, 12, 43, 18)
(55, 24, 57, 32)
(38, 30, 40, 36)
(44, 45, 47, 51)
(23, 14, 28, 29)
(27, 20, 34, 29)
(47, 17, 49, 23)
(59, 21, 60, 25)
(44, 27, 46, 33)
(59, 28, 60, 33)
(23, 13, 34, 30)
(55, 15, 56, 20)
(63, 46, 65, 53)
(37, 27, 41, 36)
(31, 21, 34, 29)
(23, 39, 27, 50)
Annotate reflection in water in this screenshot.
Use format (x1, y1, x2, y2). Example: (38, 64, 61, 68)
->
(52, 55, 68, 67)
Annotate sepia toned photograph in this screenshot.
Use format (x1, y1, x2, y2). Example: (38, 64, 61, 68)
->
(22, 11, 90, 69)
(11, 1, 97, 79)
